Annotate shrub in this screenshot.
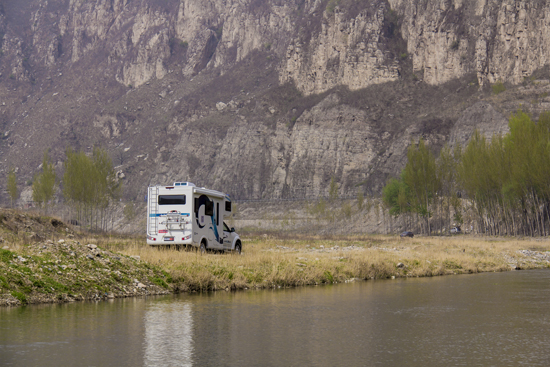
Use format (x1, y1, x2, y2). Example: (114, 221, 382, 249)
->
(492, 81, 506, 95)
(308, 198, 327, 217)
(341, 202, 352, 219)
(357, 191, 364, 211)
(329, 176, 338, 201)
(323, 270, 334, 283)
(124, 203, 136, 220)
(450, 40, 460, 50)
(326, 0, 340, 14)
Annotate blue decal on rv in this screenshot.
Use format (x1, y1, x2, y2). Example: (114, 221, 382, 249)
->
(211, 215, 220, 243)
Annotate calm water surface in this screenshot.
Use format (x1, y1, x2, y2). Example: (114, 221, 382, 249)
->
(1, 270, 550, 366)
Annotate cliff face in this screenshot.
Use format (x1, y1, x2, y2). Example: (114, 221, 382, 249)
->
(280, 1, 401, 95)
(9, 1, 550, 91)
(1, 0, 550, 203)
(391, 0, 550, 87)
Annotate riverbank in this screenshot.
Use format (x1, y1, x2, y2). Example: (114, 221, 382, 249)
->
(1, 210, 550, 306)
(0, 209, 171, 306)
(109, 234, 550, 292)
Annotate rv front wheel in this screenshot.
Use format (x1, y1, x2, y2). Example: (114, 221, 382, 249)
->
(199, 241, 207, 254)
(234, 241, 242, 255)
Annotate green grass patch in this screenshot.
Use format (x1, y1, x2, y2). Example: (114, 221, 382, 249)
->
(162, 271, 173, 284)
(71, 280, 85, 288)
(18, 266, 33, 275)
(151, 277, 169, 289)
(244, 270, 263, 283)
(32, 279, 46, 288)
(0, 274, 9, 288)
(0, 249, 14, 263)
(43, 276, 69, 293)
(323, 270, 334, 283)
(443, 259, 463, 269)
(10, 291, 28, 305)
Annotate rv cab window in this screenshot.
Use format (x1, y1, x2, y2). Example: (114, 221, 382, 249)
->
(158, 195, 186, 205)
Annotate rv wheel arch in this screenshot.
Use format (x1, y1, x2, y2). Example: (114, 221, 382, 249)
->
(199, 239, 207, 254)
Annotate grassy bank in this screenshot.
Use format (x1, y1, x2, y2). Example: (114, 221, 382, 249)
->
(0, 210, 170, 306)
(0, 237, 171, 307)
(2, 209, 550, 307)
(105, 234, 550, 292)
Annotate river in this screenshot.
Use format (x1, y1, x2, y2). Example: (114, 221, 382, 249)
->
(1, 269, 550, 366)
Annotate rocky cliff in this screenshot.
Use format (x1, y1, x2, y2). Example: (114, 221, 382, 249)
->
(1, 0, 550, 203)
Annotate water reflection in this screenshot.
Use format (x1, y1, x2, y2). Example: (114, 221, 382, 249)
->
(1, 270, 550, 366)
(0, 298, 147, 366)
(144, 301, 193, 367)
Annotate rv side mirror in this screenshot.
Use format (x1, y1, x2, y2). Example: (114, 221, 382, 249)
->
(231, 227, 235, 233)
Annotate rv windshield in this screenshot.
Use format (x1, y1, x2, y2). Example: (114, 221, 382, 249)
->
(158, 195, 186, 205)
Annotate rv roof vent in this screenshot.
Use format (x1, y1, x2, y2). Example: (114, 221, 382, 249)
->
(174, 182, 195, 187)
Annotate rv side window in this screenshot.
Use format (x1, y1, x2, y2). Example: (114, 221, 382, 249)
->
(216, 203, 219, 226)
(158, 195, 186, 205)
(225, 201, 232, 212)
(205, 201, 214, 216)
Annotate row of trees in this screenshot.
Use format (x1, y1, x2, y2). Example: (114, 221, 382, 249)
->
(63, 147, 122, 230)
(383, 110, 550, 236)
(32, 152, 57, 212)
(6, 147, 121, 231)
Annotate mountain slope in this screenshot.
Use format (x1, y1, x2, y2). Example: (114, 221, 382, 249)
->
(0, 0, 549, 204)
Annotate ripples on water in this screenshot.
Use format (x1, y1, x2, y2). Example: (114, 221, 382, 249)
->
(1, 270, 550, 366)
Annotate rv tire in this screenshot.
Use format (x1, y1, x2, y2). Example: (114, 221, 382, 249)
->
(234, 241, 242, 255)
(199, 241, 207, 254)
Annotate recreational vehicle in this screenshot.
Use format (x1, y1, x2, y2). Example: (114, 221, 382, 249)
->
(146, 182, 241, 253)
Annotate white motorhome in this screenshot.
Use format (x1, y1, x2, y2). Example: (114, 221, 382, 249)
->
(146, 182, 241, 253)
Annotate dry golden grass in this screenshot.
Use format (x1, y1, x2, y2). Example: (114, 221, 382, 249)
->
(3, 209, 548, 303)
(92, 234, 550, 292)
